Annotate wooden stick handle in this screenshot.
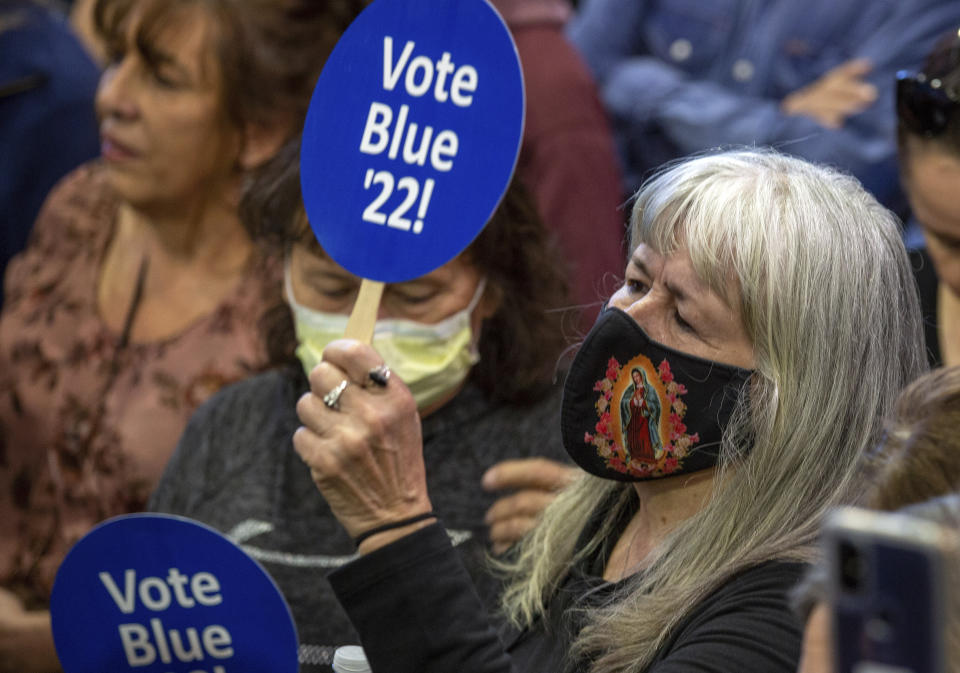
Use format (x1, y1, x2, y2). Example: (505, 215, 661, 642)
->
(343, 279, 385, 344)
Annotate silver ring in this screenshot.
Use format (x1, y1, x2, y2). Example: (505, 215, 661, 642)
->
(367, 365, 392, 388)
(322, 379, 349, 410)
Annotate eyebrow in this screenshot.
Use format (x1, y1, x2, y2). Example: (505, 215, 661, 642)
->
(136, 36, 191, 80)
(631, 252, 689, 302)
(303, 267, 358, 284)
(630, 253, 652, 278)
(395, 277, 442, 292)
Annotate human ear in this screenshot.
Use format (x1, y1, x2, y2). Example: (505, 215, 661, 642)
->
(238, 121, 289, 171)
(476, 282, 502, 322)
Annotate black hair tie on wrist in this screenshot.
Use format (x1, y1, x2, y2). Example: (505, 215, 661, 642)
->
(353, 512, 437, 547)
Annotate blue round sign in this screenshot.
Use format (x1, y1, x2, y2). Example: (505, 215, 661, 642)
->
(50, 514, 298, 673)
(300, 0, 524, 282)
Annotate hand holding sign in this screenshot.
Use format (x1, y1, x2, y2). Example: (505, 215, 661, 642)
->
(300, 0, 524, 341)
(293, 0, 524, 553)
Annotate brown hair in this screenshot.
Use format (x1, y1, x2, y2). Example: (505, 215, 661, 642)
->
(245, 137, 574, 406)
(860, 365, 960, 511)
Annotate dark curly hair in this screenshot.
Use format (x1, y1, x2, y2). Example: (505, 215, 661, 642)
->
(243, 137, 575, 406)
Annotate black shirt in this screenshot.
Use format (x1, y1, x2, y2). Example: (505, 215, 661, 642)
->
(331, 520, 806, 673)
(910, 247, 941, 368)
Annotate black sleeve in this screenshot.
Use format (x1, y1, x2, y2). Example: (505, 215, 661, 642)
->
(329, 523, 518, 673)
(332, 527, 804, 673)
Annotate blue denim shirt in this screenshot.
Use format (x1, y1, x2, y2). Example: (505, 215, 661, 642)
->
(568, 0, 960, 212)
(0, 2, 100, 301)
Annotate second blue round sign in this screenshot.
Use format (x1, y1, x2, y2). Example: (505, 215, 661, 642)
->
(50, 514, 298, 673)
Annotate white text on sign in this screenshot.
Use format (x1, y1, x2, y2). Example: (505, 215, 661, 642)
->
(100, 567, 235, 671)
(358, 36, 478, 234)
(381, 37, 477, 105)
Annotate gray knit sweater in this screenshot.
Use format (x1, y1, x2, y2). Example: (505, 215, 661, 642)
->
(149, 368, 566, 672)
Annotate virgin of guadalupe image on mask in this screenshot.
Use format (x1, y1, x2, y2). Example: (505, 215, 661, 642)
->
(620, 367, 663, 462)
(563, 308, 752, 481)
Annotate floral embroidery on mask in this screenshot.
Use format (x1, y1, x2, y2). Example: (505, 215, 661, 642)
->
(583, 356, 700, 478)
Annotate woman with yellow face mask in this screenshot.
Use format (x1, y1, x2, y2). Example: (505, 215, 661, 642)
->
(286, 244, 493, 417)
(149, 138, 578, 672)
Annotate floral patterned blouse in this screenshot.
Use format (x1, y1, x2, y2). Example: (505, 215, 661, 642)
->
(0, 163, 282, 607)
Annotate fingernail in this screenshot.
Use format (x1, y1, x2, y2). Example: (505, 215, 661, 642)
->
(481, 469, 497, 490)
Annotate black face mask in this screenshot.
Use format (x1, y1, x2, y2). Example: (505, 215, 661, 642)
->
(561, 307, 754, 482)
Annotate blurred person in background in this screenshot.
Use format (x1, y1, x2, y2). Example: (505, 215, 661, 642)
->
(898, 30, 960, 367)
(0, 0, 99, 307)
(0, 0, 363, 670)
(490, 0, 626, 330)
(568, 0, 959, 220)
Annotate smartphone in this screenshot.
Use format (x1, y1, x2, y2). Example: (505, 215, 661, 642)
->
(824, 506, 960, 673)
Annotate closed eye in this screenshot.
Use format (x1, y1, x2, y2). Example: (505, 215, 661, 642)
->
(317, 286, 357, 300)
(395, 289, 438, 304)
(674, 311, 695, 333)
(151, 67, 181, 89)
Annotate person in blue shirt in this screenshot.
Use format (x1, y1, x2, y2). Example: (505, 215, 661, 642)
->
(0, 0, 100, 303)
(567, 0, 960, 217)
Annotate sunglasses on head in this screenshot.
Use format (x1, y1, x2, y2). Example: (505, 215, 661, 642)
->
(896, 70, 960, 138)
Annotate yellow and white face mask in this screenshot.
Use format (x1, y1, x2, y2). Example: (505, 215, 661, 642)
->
(285, 261, 485, 411)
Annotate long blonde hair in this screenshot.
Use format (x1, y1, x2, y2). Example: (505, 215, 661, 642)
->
(498, 150, 927, 672)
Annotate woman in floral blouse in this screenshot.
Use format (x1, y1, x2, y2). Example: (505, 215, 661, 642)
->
(0, 0, 362, 669)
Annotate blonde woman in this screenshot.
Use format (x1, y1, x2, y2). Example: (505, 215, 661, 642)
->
(293, 150, 926, 673)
